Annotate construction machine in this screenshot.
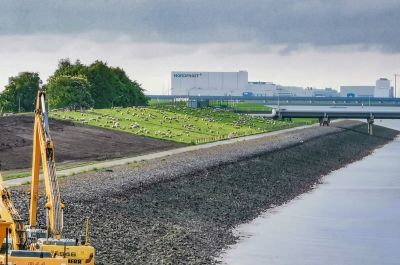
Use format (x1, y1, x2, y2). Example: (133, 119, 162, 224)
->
(26, 91, 95, 265)
(0, 173, 68, 265)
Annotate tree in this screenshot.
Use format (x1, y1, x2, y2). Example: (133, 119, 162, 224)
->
(1, 72, 41, 112)
(53, 58, 87, 77)
(0, 94, 5, 115)
(49, 59, 148, 109)
(46, 75, 94, 110)
(111, 67, 148, 107)
(85, 61, 119, 108)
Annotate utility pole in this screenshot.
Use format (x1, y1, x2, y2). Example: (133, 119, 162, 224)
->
(18, 95, 21, 113)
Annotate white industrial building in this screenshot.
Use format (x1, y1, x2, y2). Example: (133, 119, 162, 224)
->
(171, 71, 248, 96)
(375, 78, 391, 97)
(246, 81, 276, 96)
(340, 78, 393, 98)
(340, 86, 375, 97)
(171, 71, 340, 97)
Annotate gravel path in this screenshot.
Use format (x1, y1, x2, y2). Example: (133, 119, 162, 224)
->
(10, 121, 398, 265)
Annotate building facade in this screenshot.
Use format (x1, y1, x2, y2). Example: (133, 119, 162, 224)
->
(340, 86, 375, 97)
(171, 71, 248, 96)
(375, 78, 391, 98)
(171, 71, 391, 98)
(171, 71, 341, 97)
(340, 78, 393, 98)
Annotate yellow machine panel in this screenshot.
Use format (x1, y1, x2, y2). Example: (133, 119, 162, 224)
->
(37, 245, 95, 265)
(3, 254, 68, 265)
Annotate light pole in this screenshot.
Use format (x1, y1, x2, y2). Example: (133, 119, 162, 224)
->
(230, 91, 233, 108)
(275, 87, 282, 110)
(264, 91, 267, 104)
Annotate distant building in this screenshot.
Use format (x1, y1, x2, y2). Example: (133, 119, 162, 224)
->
(340, 78, 393, 98)
(171, 71, 395, 98)
(171, 71, 342, 97)
(310, 88, 339, 97)
(374, 78, 391, 98)
(276, 85, 309, 97)
(340, 86, 375, 97)
(245, 81, 276, 96)
(171, 71, 248, 96)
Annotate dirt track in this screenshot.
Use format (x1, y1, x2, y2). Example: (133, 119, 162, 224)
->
(11, 121, 399, 265)
(0, 115, 184, 171)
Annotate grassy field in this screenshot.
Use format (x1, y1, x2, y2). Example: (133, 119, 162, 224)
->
(50, 106, 315, 144)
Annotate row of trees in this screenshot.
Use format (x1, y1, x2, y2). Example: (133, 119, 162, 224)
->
(0, 59, 148, 112)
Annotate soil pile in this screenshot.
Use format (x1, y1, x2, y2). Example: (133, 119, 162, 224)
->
(0, 115, 183, 170)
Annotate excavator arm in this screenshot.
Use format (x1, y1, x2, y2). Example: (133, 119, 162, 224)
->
(29, 91, 64, 239)
(28, 91, 95, 265)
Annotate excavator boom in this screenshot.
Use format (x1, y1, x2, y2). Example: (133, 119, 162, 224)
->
(29, 91, 64, 238)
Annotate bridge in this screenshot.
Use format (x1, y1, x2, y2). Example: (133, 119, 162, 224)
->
(262, 106, 400, 135)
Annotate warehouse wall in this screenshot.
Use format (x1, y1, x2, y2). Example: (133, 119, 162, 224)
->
(171, 71, 248, 96)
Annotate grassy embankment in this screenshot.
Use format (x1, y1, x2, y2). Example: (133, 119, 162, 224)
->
(50, 106, 314, 144)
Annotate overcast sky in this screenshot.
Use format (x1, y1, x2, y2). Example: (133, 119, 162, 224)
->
(1, 0, 400, 94)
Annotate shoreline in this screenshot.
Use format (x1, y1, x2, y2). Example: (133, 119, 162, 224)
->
(10, 121, 399, 265)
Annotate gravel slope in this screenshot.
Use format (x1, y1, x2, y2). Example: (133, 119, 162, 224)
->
(10, 121, 398, 265)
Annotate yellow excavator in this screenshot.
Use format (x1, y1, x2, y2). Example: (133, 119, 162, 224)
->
(0, 173, 68, 265)
(25, 90, 95, 265)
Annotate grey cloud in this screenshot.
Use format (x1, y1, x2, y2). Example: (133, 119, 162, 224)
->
(1, 0, 400, 52)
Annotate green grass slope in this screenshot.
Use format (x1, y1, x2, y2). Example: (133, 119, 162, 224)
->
(51, 106, 314, 144)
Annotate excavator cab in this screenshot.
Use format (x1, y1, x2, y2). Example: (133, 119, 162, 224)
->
(25, 226, 48, 241)
(0, 220, 68, 265)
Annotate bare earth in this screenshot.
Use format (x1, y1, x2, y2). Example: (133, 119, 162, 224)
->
(0, 115, 184, 171)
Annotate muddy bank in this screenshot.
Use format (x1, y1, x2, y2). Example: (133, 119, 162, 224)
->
(0, 115, 183, 170)
(11, 121, 398, 265)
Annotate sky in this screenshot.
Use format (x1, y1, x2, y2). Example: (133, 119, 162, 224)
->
(1, 0, 400, 94)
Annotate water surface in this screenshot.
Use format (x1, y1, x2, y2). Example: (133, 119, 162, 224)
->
(221, 120, 400, 265)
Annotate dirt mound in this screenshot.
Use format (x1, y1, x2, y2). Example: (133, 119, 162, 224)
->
(0, 115, 184, 171)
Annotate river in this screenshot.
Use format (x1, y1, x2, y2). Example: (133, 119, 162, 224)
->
(220, 120, 400, 265)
